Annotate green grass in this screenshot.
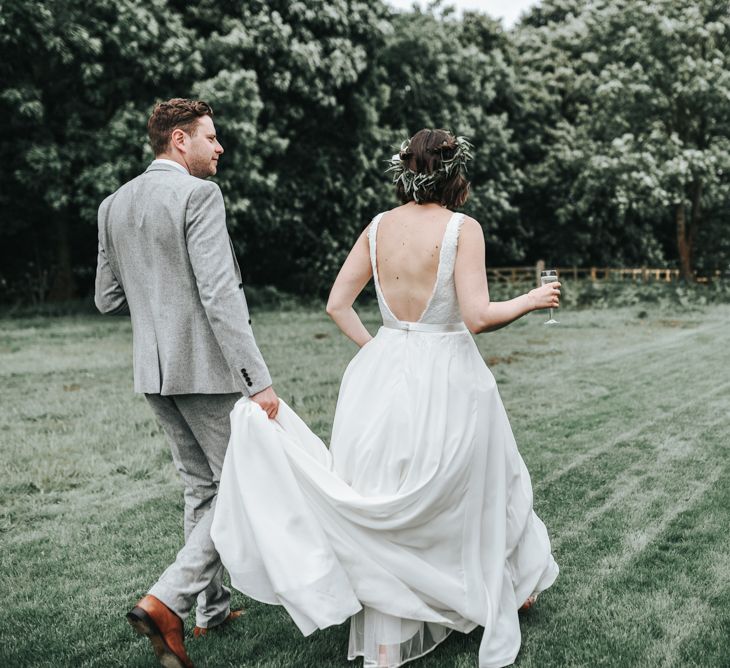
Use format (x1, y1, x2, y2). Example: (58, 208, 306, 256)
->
(1, 304, 729, 667)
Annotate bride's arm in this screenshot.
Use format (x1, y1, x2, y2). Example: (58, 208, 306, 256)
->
(326, 227, 374, 347)
(454, 217, 560, 334)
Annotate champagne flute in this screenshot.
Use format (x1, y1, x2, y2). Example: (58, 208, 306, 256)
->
(540, 269, 559, 325)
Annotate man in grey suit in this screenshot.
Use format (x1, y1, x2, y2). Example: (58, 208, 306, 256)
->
(95, 98, 279, 668)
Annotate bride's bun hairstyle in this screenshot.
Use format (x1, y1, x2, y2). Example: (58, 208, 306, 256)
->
(147, 98, 214, 156)
(386, 129, 473, 208)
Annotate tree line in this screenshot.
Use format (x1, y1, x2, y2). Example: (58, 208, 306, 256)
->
(1, 0, 728, 302)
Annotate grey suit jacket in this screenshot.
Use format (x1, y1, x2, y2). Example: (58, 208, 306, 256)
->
(94, 162, 272, 396)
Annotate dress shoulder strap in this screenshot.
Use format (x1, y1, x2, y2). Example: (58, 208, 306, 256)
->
(367, 212, 386, 274)
(438, 213, 466, 277)
(367, 212, 386, 240)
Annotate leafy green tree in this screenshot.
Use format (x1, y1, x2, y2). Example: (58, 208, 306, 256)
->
(182, 0, 392, 292)
(3, 0, 728, 304)
(0, 0, 202, 300)
(515, 0, 730, 277)
(377, 6, 526, 264)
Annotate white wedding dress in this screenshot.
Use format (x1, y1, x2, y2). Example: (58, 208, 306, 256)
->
(211, 212, 559, 668)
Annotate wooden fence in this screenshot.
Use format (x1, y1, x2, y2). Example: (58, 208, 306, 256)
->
(487, 261, 725, 285)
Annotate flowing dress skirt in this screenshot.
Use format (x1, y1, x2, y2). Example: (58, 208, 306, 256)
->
(211, 326, 559, 668)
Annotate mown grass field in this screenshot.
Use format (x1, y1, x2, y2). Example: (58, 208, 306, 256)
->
(1, 303, 729, 667)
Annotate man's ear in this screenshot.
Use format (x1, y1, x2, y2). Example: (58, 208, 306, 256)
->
(170, 128, 187, 153)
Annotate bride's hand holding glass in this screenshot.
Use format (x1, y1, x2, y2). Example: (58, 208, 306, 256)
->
(527, 281, 561, 311)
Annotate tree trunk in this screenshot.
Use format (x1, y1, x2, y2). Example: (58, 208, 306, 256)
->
(688, 178, 702, 275)
(676, 202, 693, 281)
(675, 179, 703, 282)
(47, 212, 78, 301)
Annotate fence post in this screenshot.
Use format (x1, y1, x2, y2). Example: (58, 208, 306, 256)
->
(535, 259, 545, 286)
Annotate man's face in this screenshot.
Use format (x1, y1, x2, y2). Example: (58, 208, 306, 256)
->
(184, 115, 224, 177)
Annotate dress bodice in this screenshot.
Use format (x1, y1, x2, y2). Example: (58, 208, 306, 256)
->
(367, 211, 465, 326)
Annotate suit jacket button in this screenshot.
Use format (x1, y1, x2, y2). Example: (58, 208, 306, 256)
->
(248, 318, 252, 325)
(247, 381, 253, 387)
(239, 283, 243, 289)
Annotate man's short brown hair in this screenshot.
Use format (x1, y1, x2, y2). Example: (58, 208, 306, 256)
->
(147, 98, 213, 156)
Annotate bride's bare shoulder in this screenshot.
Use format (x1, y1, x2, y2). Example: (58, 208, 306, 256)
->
(456, 216, 486, 262)
(459, 215, 483, 236)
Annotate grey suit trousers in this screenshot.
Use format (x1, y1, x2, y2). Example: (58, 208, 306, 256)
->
(145, 392, 240, 627)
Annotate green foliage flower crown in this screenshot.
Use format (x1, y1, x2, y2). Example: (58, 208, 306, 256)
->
(385, 135, 474, 202)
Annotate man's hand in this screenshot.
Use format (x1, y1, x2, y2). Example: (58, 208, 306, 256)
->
(250, 386, 280, 419)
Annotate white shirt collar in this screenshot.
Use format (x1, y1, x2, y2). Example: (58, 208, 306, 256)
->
(151, 158, 189, 174)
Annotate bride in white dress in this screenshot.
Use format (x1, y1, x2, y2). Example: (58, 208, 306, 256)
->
(211, 129, 561, 668)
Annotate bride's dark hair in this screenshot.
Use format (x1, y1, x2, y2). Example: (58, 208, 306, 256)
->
(392, 129, 471, 208)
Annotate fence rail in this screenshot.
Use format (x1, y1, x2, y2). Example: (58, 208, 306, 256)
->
(486, 262, 725, 285)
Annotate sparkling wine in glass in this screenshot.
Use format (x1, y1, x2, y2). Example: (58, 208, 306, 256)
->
(540, 269, 559, 325)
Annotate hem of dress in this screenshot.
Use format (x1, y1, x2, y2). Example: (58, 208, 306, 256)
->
(227, 570, 362, 637)
(347, 628, 453, 668)
(523, 558, 560, 604)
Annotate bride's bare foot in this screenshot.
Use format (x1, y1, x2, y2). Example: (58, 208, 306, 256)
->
(519, 593, 538, 612)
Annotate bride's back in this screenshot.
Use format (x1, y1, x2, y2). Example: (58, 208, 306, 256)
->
(375, 205, 455, 322)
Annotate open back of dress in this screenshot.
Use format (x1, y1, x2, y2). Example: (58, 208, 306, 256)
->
(370, 211, 466, 327)
(211, 211, 559, 668)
